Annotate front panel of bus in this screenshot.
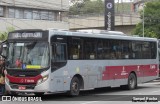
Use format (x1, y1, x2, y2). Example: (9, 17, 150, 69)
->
(5, 30, 51, 94)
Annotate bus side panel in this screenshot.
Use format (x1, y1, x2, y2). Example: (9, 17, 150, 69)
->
(49, 59, 158, 92)
(50, 65, 71, 92)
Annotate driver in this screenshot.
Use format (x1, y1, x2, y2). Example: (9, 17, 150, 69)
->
(15, 57, 22, 68)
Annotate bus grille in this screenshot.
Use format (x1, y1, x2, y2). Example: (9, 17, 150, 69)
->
(7, 70, 41, 77)
(10, 83, 36, 90)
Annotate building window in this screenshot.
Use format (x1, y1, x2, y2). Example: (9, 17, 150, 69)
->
(8, 7, 58, 21)
(15, 9, 23, 19)
(41, 11, 48, 20)
(24, 10, 32, 19)
(33, 10, 40, 20)
(8, 8, 15, 18)
(49, 11, 55, 21)
(0, 7, 4, 17)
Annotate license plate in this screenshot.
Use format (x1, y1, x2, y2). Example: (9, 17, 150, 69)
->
(18, 86, 26, 90)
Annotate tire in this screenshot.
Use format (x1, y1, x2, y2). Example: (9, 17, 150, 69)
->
(127, 73, 137, 90)
(68, 77, 80, 96)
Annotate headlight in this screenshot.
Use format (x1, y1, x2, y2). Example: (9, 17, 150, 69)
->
(42, 75, 48, 81)
(37, 75, 48, 85)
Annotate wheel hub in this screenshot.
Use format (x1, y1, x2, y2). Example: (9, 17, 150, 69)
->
(72, 82, 78, 92)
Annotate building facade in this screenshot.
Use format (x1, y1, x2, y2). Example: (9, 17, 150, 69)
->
(133, 0, 156, 12)
(0, 0, 69, 31)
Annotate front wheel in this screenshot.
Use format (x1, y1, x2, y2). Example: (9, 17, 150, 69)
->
(127, 73, 137, 90)
(68, 77, 80, 96)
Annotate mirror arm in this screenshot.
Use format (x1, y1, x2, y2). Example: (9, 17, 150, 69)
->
(0, 55, 6, 59)
(1, 40, 7, 44)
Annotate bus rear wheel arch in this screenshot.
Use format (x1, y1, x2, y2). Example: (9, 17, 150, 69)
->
(127, 72, 137, 90)
(121, 72, 137, 90)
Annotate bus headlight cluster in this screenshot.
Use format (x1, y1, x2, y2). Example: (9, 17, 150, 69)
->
(37, 75, 48, 85)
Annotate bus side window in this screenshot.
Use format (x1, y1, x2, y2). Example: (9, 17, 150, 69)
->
(51, 43, 67, 71)
(68, 37, 83, 60)
(52, 43, 66, 61)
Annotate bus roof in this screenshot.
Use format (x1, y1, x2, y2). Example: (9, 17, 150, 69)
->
(50, 29, 157, 42)
(9, 29, 157, 42)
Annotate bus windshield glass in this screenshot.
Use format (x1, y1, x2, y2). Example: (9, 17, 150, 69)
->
(7, 42, 49, 70)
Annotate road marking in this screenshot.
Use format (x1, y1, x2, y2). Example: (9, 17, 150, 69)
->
(145, 82, 160, 84)
(80, 101, 99, 104)
(151, 90, 160, 93)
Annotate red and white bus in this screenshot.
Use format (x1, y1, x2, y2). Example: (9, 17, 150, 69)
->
(0, 29, 159, 96)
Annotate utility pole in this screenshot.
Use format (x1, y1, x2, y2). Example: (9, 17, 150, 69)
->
(143, 6, 144, 37)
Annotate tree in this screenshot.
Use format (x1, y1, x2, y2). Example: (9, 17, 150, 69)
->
(70, 0, 83, 5)
(0, 27, 14, 41)
(69, 0, 104, 15)
(81, 0, 104, 14)
(132, 0, 160, 38)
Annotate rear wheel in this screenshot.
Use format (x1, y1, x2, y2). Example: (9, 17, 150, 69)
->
(68, 77, 80, 96)
(127, 73, 137, 90)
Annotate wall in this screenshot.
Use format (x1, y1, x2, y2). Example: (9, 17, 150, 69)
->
(0, 17, 69, 31)
(0, 0, 69, 11)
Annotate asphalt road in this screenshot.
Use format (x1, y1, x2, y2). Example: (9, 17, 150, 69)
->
(1, 79, 160, 104)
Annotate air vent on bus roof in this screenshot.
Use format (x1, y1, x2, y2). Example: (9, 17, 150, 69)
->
(48, 28, 68, 31)
(76, 29, 126, 35)
(77, 29, 102, 34)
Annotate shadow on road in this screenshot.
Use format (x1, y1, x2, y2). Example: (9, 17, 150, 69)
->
(38, 86, 152, 101)
(0, 85, 156, 101)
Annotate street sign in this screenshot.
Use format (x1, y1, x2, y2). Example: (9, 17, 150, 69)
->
(105, 0, 115, 31)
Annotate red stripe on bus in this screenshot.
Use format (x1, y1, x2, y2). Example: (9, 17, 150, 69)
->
(102, 64, 158, 80)
(6, 74, 42, 84)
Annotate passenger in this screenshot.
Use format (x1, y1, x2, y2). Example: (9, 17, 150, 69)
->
(0, 57, 5, 95)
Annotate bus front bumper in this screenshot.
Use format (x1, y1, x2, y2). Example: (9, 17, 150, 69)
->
(5, 78, 50, 94)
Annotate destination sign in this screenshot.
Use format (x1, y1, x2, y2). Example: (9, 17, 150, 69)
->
(8, 31, 48, 41)
(11, 32, 42, 39)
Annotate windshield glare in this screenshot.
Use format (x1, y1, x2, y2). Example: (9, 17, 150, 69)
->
(7, 42, 49, 70)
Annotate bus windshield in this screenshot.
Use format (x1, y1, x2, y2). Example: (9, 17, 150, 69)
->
(7, 42, 49, 70)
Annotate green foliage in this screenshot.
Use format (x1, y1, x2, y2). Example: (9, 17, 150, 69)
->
(69, 0, 132, 15)
(115, 3, 132, 14)
(132, 0, 160, 38)
(69, 0, 104, 15)
(0, 27, 14, 41)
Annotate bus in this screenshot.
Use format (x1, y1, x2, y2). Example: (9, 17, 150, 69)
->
(0, 29, 159, 96)
(158, 39, 160, 76)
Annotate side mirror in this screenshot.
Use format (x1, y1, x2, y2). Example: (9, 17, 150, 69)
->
(0, 44, 2, 55)
(0, 40, 7, 58)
